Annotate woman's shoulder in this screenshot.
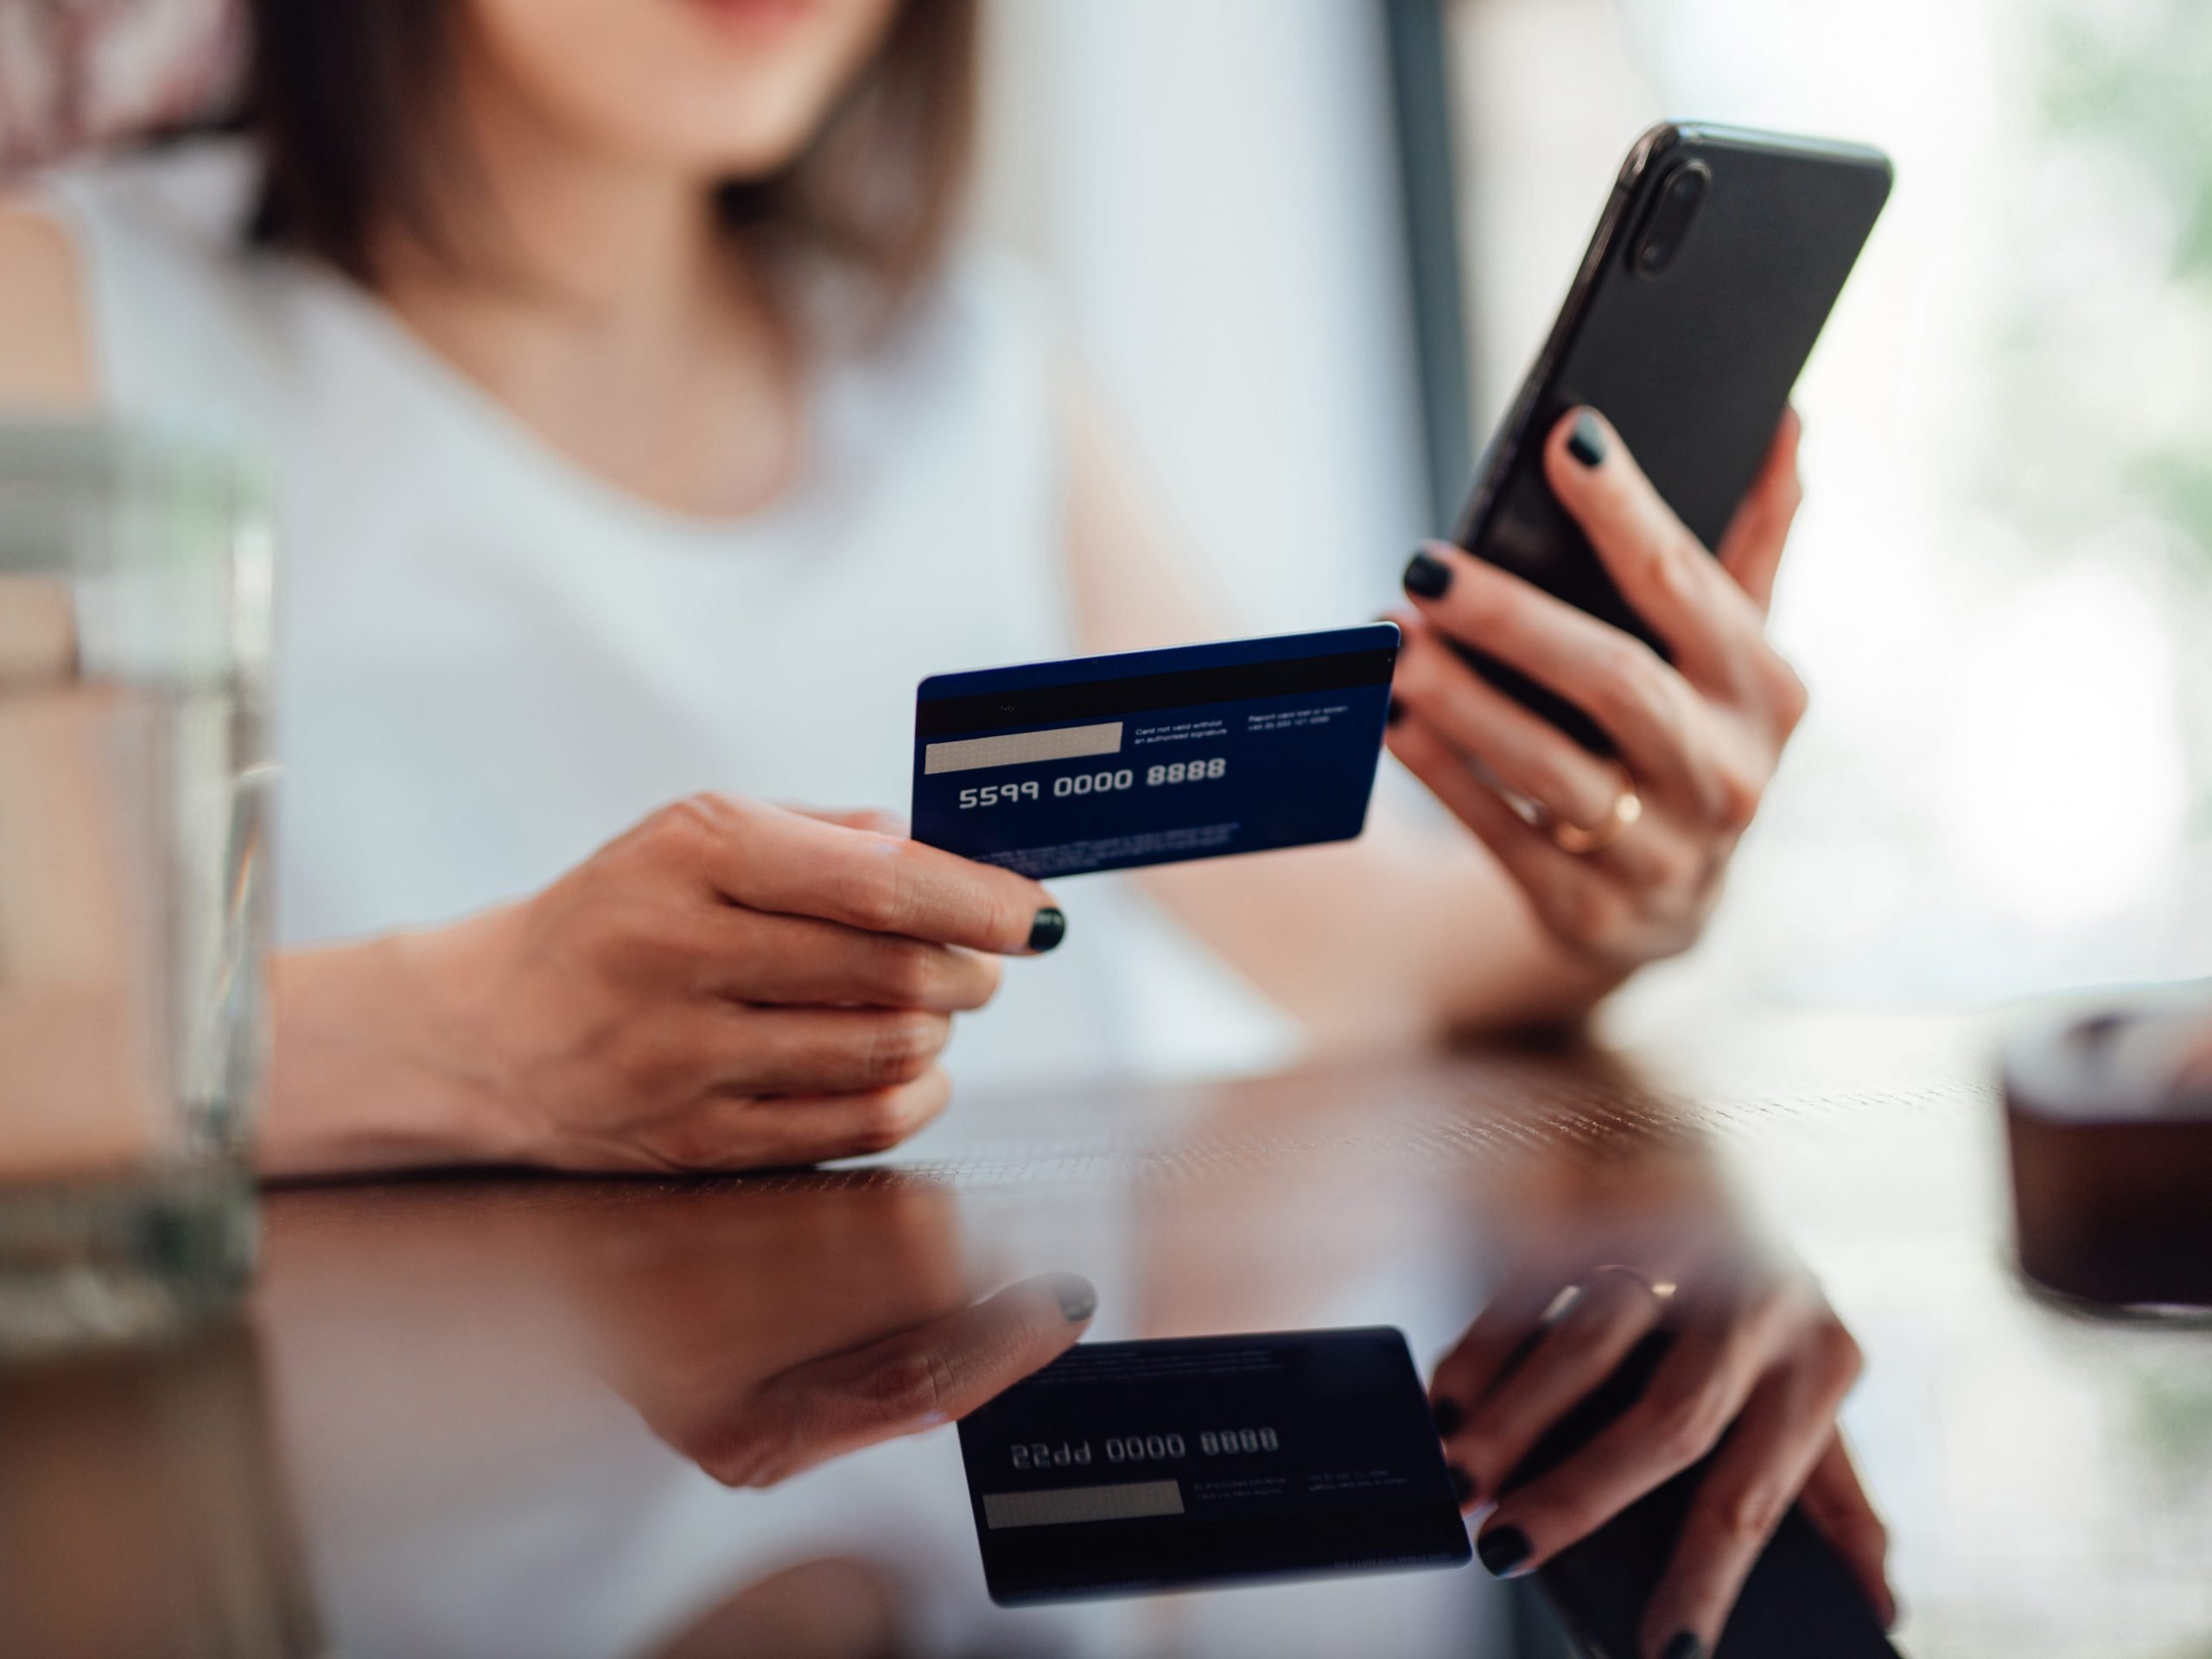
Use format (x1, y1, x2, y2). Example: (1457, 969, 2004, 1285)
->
(36, 137, 263, 262)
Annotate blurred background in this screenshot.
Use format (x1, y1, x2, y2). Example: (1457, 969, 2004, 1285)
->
(8, 0, 2208, 1040)
(976, 0, 2212, 1033)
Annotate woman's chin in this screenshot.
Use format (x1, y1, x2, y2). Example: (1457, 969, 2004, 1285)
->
(582, 76, 840, 183)
(661, 108, 826, 183)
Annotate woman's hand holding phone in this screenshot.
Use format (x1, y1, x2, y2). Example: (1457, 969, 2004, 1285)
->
(1385, 405, 1809, 976)
(264, 796, 1065, 1175)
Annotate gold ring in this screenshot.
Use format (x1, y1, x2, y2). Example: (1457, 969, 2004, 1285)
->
(1585, 1262, 1678, 1307)
(1549, 786, 1641, 855)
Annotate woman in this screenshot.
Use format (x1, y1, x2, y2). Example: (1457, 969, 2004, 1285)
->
(0, 0, 1808, 1176)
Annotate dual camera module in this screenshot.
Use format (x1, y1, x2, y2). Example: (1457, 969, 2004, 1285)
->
(1632, 160, 1711, 276)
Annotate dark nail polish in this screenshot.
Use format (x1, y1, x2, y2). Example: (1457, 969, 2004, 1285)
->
(1430, 1395, 1463, 1436)
(1476, 1523, 1533, 1579)
(1567, 410, 1607, 468)
(1659, 1635, 1705, 1659)
(1446, 1464, 1475, 1505)
(1050, 1274, 1096, 1323)
(1027, 908, 1066, 953)
(1385, 695, 1407, 728)
(1402, 550, 1453, 599)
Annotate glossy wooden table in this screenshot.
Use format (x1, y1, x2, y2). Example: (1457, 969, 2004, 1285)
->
(6, 1005, 2210, 1658)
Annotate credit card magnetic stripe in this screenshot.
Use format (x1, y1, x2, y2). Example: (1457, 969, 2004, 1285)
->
(916, 634, 1398, 738)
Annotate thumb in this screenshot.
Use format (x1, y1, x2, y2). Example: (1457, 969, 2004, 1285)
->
(697, 1273, 1096, 1488)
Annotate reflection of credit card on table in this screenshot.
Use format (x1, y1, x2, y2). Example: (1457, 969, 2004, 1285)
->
(912, 625, 1400, 879)
(957, 1327, 1470, 1605)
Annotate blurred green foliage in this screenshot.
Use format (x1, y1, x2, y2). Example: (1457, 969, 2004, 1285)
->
(2125, 1352, 2212, 1503)
(2016, 0, 2212, 574)
(2042, 1, 2212, 287)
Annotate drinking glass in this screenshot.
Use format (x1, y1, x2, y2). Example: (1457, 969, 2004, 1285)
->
(0, 420, 274, 1359)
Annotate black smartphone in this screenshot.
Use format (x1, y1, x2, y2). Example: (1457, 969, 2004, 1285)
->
(1502, 1332, 1900, 1659)
(1451, 123, 1891, 752)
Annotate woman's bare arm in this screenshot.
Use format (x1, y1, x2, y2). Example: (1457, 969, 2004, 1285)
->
(0, 204, 96, 408)
(1059, 376, 1619, 1052)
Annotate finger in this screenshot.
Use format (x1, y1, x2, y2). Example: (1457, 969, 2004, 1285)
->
(708, 1005, 954, 1096)
(1387, 713, 1645, 957)
(1399, 544, 1713, 802)
(1541, 409, 1770, 691)
(1446, 1270, 1673, 1507)
(625, 1067, 957, 1172)
(1389, 621, 1634, 836)
(785, 805, 912, 838)
(1387, 685, 1688, 895)
(1715, 408, 1803, 614)
(703, 1271, 1097, 1487)
(656, 796, 1064, 955)
(1473, 1291, 1797, 1579)
(1637, 1337, 1861, 1658)
(1796, 1432, 1895, 1626)
(693, 908, 1001, 1013)
(1430, 1274, 1577, 1453)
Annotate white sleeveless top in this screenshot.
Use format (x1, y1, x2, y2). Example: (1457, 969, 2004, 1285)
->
(39, 140, 1291, 1097)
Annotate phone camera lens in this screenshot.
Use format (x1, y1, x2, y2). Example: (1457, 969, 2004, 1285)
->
(1633, 160, 1709, 277)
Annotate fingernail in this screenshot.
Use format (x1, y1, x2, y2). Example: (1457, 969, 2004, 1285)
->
(1049, 1274, 1096, 1322)
(1567, 410, 1607, 468)
(1402, 550, 1453, 599)
(1659, 1634, 1704, 1659)
(1476, 1522, 1533, 1579)
(1027, 908, 1066, 952)
(1385, 695, 1408, 728)
(1430, 1396, 1463, 1436)
(1446, 1464, 1475, 1505)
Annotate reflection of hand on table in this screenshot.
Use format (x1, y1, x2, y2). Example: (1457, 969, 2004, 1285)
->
(625, 1270, 1096, 1488)
(259, 1176, 1092, 1510)
(1428, 1205, 1893, 1658)
(537, 1179, 1095, 1488)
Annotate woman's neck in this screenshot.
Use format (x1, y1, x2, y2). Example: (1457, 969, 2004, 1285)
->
(372, 39, 802, 519)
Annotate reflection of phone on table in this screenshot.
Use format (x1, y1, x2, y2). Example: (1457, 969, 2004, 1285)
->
(1452, 123, 1891, 753)
(1503, 1332, 1900, 1659)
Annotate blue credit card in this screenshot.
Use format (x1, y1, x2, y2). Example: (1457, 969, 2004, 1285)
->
(912, 625, 1400, 879)
(957, 1327, 1471, 1605)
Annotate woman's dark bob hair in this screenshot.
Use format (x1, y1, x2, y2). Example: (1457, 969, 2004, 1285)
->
(239, 0, 977, 320)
